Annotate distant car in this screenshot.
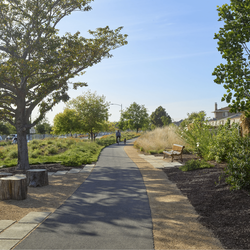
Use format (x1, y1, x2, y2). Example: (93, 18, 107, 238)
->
(5, 135, 14, 141)
(58, 135, 67, 139)
(12, 137, 17, 144)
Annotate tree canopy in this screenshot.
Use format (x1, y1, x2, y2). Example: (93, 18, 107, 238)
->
(52, 108, 80, 136)
(66, 91, 109, 140)
(213, 0, 250, 116)
(119, 102, 149, 133)
(0, 0, 127, 169)
(36, 120, 52, 136)
(150, 106, 172, 127)
(180, 111, 206, 128)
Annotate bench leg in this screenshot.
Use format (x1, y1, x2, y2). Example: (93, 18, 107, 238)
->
(171, 155, 174, 162)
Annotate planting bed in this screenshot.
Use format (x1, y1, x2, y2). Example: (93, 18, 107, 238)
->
(163, 158, 250, 249)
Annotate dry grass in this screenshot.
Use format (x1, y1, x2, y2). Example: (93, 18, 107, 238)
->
(134, 126, 186, 153)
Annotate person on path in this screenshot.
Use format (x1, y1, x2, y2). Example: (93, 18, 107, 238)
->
(116, 129, 121, 143)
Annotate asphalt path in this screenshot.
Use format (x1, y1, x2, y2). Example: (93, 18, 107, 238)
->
(15, 141, 154, 249)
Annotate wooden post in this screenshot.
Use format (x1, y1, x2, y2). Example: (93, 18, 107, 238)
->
(26, 169, 48, 187)
(0, 176, 27, 200)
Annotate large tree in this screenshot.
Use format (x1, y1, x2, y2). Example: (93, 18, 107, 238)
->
(150, 106, 172, 127)
(119, 102, 149, 133)
(67, 91, 109, 141)
(213, 0, 250, 116)
(0, 0, 127, 169)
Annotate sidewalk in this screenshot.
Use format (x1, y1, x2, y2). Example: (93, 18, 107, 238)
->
(14, 142, 154, 249)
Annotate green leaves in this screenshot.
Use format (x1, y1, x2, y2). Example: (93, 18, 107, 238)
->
(119, 102, 149, 133)
(213, 0, 250, 116)
(150, 106, 172, 127)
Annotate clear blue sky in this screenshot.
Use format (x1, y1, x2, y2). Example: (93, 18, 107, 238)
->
(42, 0, 231, 124)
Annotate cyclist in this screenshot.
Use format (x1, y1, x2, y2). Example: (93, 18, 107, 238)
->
(116, 130, 121, 143)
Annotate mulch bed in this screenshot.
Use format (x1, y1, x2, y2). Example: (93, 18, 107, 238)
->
(162, 154, 250, 249)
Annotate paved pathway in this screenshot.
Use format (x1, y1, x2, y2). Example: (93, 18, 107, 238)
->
(14, 142, 154, 249)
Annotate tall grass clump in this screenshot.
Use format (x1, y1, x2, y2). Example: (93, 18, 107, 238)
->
(134, 125, 185, 154)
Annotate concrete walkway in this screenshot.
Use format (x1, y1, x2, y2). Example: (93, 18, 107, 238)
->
(13, 142, 154, 249)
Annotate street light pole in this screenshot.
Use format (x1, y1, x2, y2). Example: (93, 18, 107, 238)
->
(110, 103, 122, 113)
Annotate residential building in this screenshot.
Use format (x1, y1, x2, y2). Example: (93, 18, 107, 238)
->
(208, 102, 241, 126)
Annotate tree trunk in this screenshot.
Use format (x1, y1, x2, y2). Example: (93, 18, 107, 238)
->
(26, 169, 48, 187)
(16, 127, 30, 170)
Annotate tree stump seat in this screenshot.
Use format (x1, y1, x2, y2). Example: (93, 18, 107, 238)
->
(0, 173, 13, 178)
(0, 176, 27, 200)
(26, 169, 48, 187)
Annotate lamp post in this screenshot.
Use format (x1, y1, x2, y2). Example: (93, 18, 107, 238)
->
(110, 103, 122, 113)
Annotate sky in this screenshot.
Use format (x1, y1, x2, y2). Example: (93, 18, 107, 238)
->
(41, 0, 231, 124)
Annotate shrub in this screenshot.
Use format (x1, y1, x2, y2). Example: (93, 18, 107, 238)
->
(8, 150, 18, 159)
(207, 122, 240, 162)
(47, 147, 58, 155)
(224, 137, 250, 190)
(30, 151, 39, 158)
(179, 159, 214, 172)
(178, 113, 213, 158)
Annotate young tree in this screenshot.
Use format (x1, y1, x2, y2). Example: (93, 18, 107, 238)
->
(213, 1, 250, 116)
(0, 122, 16, 135)
(35, 120, 52, 138)
(52, 108, 80, 136)
(67, 91, 109, 141)
(180, 111, 206, 128)
(150, 106, 172, 127)
(119, 102, 149, 133)
(0, 122, 10, 135)
(0, 0, 127, 169)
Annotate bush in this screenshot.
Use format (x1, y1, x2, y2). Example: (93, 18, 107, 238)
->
(179, 159, 214, 172)
(224, 137, 250, 190)
(178, 113, 213, 158)
(8, 150, 18, 159)
(206, 122, 240, 162)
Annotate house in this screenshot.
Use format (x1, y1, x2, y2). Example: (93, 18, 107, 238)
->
(208, 102, 241, 126)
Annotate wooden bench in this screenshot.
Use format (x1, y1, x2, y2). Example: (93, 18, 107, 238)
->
(163, 144, 185, 162)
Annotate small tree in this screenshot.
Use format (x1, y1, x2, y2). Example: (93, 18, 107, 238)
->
(0, 122, 10, 135)
(0, 122, 16, 135)
(180, 111, 206, 128)
(119, 102, 149, 133)
(35, 120, 52, 138)
(0, 0, 127, 170)
(150, 106, 171, 127)
(213, 1, 250, 116)
(67, 91, 109, 141)
(52, 108, 80, 136)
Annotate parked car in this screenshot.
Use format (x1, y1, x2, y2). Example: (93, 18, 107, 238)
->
(12, 136, 17, 144)
(5, 135, 15, 141)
